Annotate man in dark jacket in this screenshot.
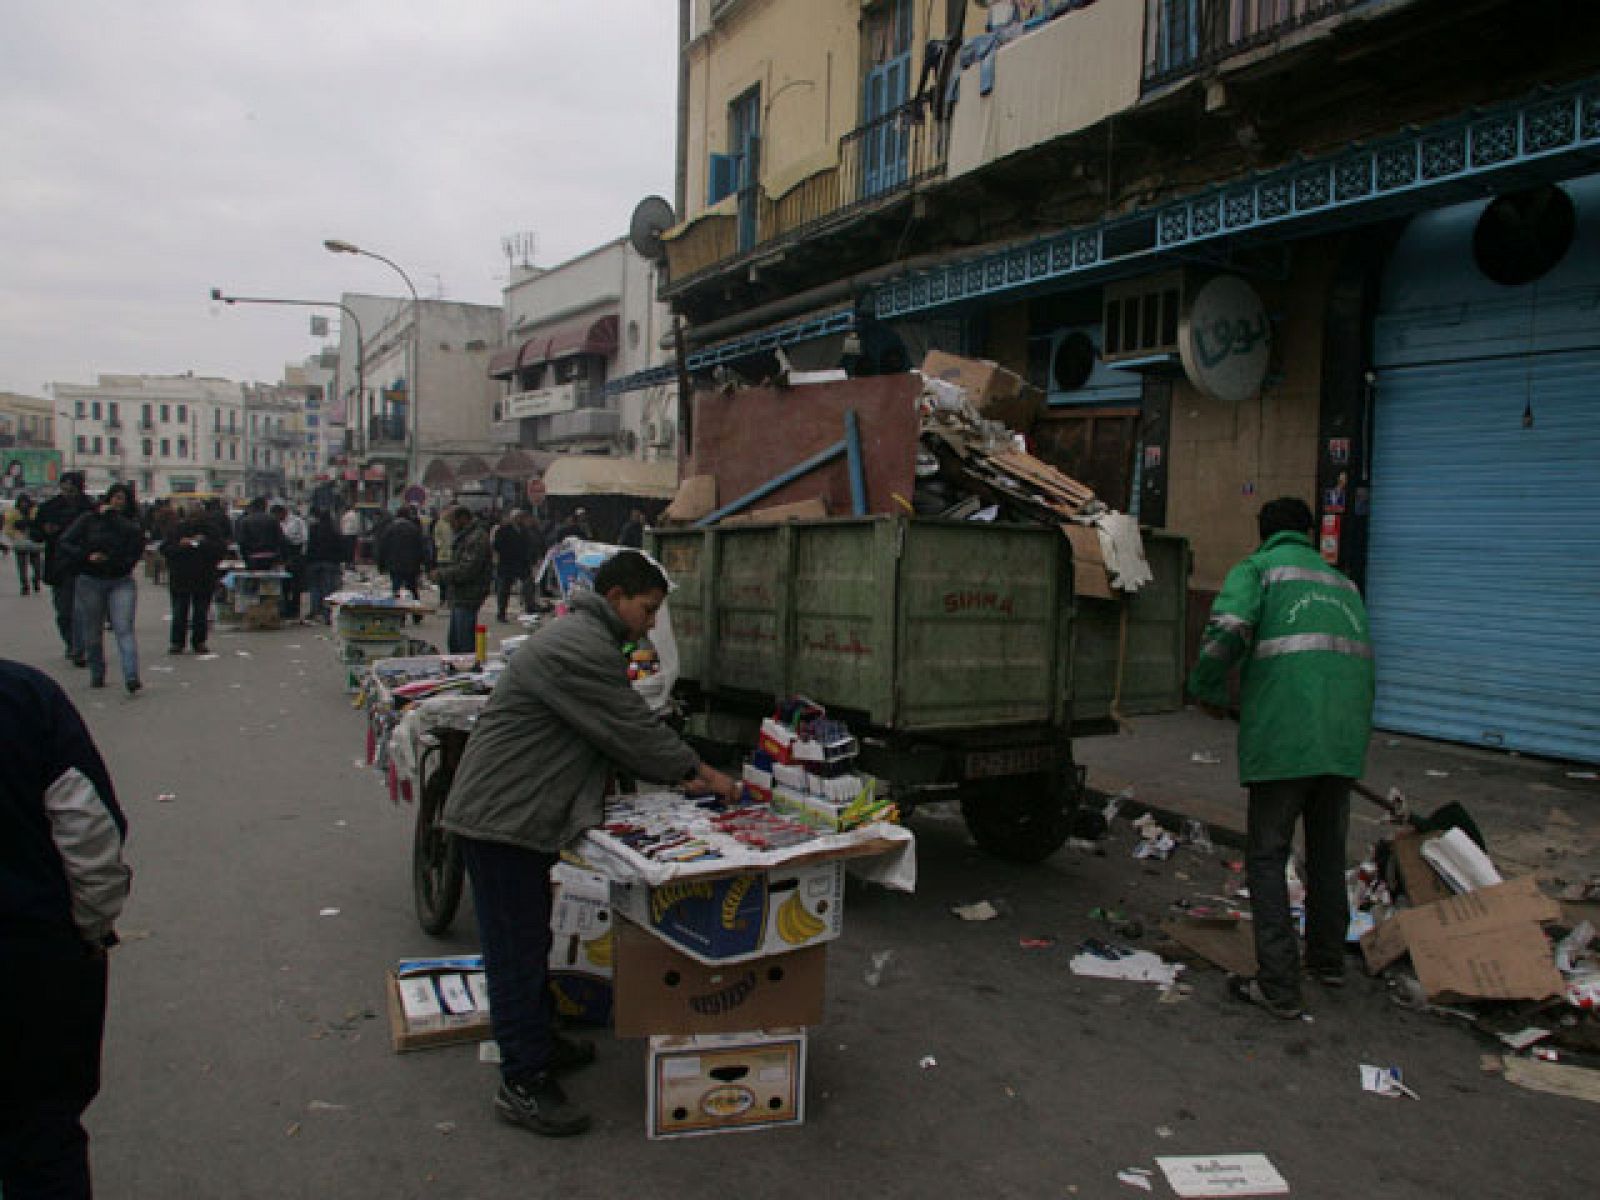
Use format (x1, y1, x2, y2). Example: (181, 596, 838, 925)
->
(160, 506, 226, 654)
(433, 508, 493, 653)
(376, 506, 429, 603)
(303, 507, 345, 623)
(31, 472, 95, 664)
(443, 552, 737, 1136)
(235, 497, 287, 573)
(491, 509, 539, 623)
(59, 484, 147, 694)
(0, 658, 131, 1197)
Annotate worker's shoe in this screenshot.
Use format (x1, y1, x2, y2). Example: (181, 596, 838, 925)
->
(495, 1073, 591, 1137)
(547, 1032, 597, 1075)
(1228, 975, 1304, 1020)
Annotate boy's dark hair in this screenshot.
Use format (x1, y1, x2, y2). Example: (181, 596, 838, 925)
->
(593, 550, 669, 597)
(1258, 496, 1315, 540)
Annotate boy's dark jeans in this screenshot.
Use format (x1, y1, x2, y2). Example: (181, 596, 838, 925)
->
(458, 837, 558, 1085)
(1245, 775, 1351, 1005)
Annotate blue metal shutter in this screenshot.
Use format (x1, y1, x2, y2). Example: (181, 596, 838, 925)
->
(1367, 346, 1600, 762)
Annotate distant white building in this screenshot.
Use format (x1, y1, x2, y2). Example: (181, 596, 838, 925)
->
(51, 374, 247, 499)
(492, 238, 677, 463)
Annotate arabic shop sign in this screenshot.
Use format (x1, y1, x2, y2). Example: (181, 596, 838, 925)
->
(1179, 275, 1271, 403)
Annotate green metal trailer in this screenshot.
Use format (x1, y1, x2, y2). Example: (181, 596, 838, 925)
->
(650, 517, 1189, 862)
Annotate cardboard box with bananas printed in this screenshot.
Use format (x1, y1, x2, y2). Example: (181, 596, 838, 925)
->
(613, 861, 845, 966)
(648, 1029, 806, 1139)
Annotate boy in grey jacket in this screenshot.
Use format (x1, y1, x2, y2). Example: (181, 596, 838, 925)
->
(443, 550, 736, 1136)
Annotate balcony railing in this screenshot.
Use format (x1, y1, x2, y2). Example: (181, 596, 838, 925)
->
(668, 97, 948, 290)
(1143, 0, 1377, 87)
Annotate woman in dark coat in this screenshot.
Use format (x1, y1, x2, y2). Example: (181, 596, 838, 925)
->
(159, 505, 226, 654)
(58, 483, 146, 693)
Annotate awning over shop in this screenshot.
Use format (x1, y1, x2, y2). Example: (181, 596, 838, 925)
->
(542, 455, 678, 500)
(493, 448, 558, 478)
(454, 455, 492, 484)
(486, 313, 620, 380)
(422, 458, 457, 488)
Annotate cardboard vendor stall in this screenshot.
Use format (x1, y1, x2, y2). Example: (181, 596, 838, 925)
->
(327, 590, 434, 691)
(219, 570, 291, 631)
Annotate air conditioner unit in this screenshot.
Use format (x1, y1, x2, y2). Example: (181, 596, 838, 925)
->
(1029, 325, 1144, 407)
(1102, 270, 1185, 369)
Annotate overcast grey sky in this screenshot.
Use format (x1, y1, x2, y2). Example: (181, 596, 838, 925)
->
(0, 0, 678, 398)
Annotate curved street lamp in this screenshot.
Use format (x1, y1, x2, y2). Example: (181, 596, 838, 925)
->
(323, 239, 422, 491)
(211, 288, 366, 478)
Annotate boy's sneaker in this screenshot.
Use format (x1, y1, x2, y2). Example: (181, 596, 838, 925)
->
(494, 1073, 591, 1137)
(1228, 975, 1304, 1020)
(548, 1032, 597, 1075)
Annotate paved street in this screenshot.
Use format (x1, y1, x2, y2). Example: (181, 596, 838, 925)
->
(3, 578, 1595, 1199)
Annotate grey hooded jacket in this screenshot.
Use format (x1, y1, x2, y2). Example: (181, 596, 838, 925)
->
(441, 589, 698, 852)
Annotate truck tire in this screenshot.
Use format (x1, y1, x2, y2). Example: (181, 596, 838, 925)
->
(960, 774, 1074, 863)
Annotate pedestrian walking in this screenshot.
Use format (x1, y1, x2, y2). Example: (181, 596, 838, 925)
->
(159, 505, 225, 655)
(442, 551, 737, 1136)
(59, 483, 146, 695)
(433, 508, 492, 653)
(274, 504, 308, 621)
(616, 507, 647, 549)
(31, 472, 95, 664)
(0, 657, 132, 1199)
(304, 507, 345, 624)
(376, 505, 429, 614)
(4, 493, 45, 595)
(492, 509, 537, 623)
(1187, 496, 1375, 1019)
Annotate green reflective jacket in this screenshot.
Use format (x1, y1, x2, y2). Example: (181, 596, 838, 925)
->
(1186, 531, 1375, 783)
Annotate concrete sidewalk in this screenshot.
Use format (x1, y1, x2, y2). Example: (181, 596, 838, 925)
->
(1074, 708, 1600, 881)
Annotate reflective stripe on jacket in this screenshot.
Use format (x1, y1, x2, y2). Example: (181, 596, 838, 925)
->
(1186, 531, 1375, 783)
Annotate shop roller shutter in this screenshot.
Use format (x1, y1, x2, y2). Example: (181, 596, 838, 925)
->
(1366, 347, 1600, 762)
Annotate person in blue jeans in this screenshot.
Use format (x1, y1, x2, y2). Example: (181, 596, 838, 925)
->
(58, 483, 146, 695)
(303, 507, 345, 624)
(442, 551, 738, 1135)
(432, 508, 493, 654)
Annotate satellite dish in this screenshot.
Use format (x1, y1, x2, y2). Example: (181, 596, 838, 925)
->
(629, 195, 676, 262)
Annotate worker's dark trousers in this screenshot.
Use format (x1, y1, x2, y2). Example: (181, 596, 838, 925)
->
(458, 838, 559, 1086)
(51, 576, 79, 657)
(0, 940, 107, 1200)
(1245, 776, 1352, 1005)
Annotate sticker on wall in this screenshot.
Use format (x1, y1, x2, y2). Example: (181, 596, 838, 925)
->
(1323, 471, 1349, 514)
(1241, 481, 1256, 496)
(1143, 445, 1163, 470)
(1328, 438, 1351, 465)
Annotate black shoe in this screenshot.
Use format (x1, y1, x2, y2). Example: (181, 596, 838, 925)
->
(548, 1032, 597, 1075)
(71, 656, 87, 668)
(193, 643, 210, 655)
(1307, 965, 1346, 988)
(168, 645, 184, 655)
(1228, 975, 1304, 1020)
(126, 679, 142, 696)
(494, 1074, 591, 1137)
(90, 677, 106, 689)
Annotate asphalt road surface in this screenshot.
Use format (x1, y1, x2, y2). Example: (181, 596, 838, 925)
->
(1, 577, 1592, 1199)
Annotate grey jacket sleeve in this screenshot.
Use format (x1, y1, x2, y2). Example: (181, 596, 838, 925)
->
(538, 628, 699, 784)
(45, 767, 131, 942)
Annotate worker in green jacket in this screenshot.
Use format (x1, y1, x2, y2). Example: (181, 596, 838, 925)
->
(1188, 496, 1375, 1019)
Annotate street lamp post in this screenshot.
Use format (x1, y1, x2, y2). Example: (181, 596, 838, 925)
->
(211, 288, 366, 490)
(323, 239, 421, 494)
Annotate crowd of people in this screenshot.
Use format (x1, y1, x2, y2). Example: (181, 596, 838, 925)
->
(0, 480, 640, 679)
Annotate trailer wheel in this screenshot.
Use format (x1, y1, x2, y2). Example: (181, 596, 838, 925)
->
(960, 774, 1074, 863)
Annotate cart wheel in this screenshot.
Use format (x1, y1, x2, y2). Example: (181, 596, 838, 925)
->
(413, 762, 465, 934)
(959, 773, 1075, 864)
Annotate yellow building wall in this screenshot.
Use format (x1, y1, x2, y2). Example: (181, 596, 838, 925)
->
(1167, 247, 1337, 591)
(683, 0, 977, 218)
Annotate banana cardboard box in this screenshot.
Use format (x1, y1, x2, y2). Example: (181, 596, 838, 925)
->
(611, 861, 845, 966)
(647, 1029, 806, 1140)
(549, 863, 616, 1026)
(613, 916, 825, 1037)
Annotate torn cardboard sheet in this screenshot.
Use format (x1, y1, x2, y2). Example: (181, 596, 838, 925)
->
(1359, 875, 1563, 1001)
(1160, 919, 1258, 979)
(1155, 1154, 1289, 1198)
(1500, 1056, 1600, 1105)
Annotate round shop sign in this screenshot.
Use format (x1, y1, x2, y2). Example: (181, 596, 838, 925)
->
(1179, 275, 1272, 403)
(403, 485, 427, 505)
